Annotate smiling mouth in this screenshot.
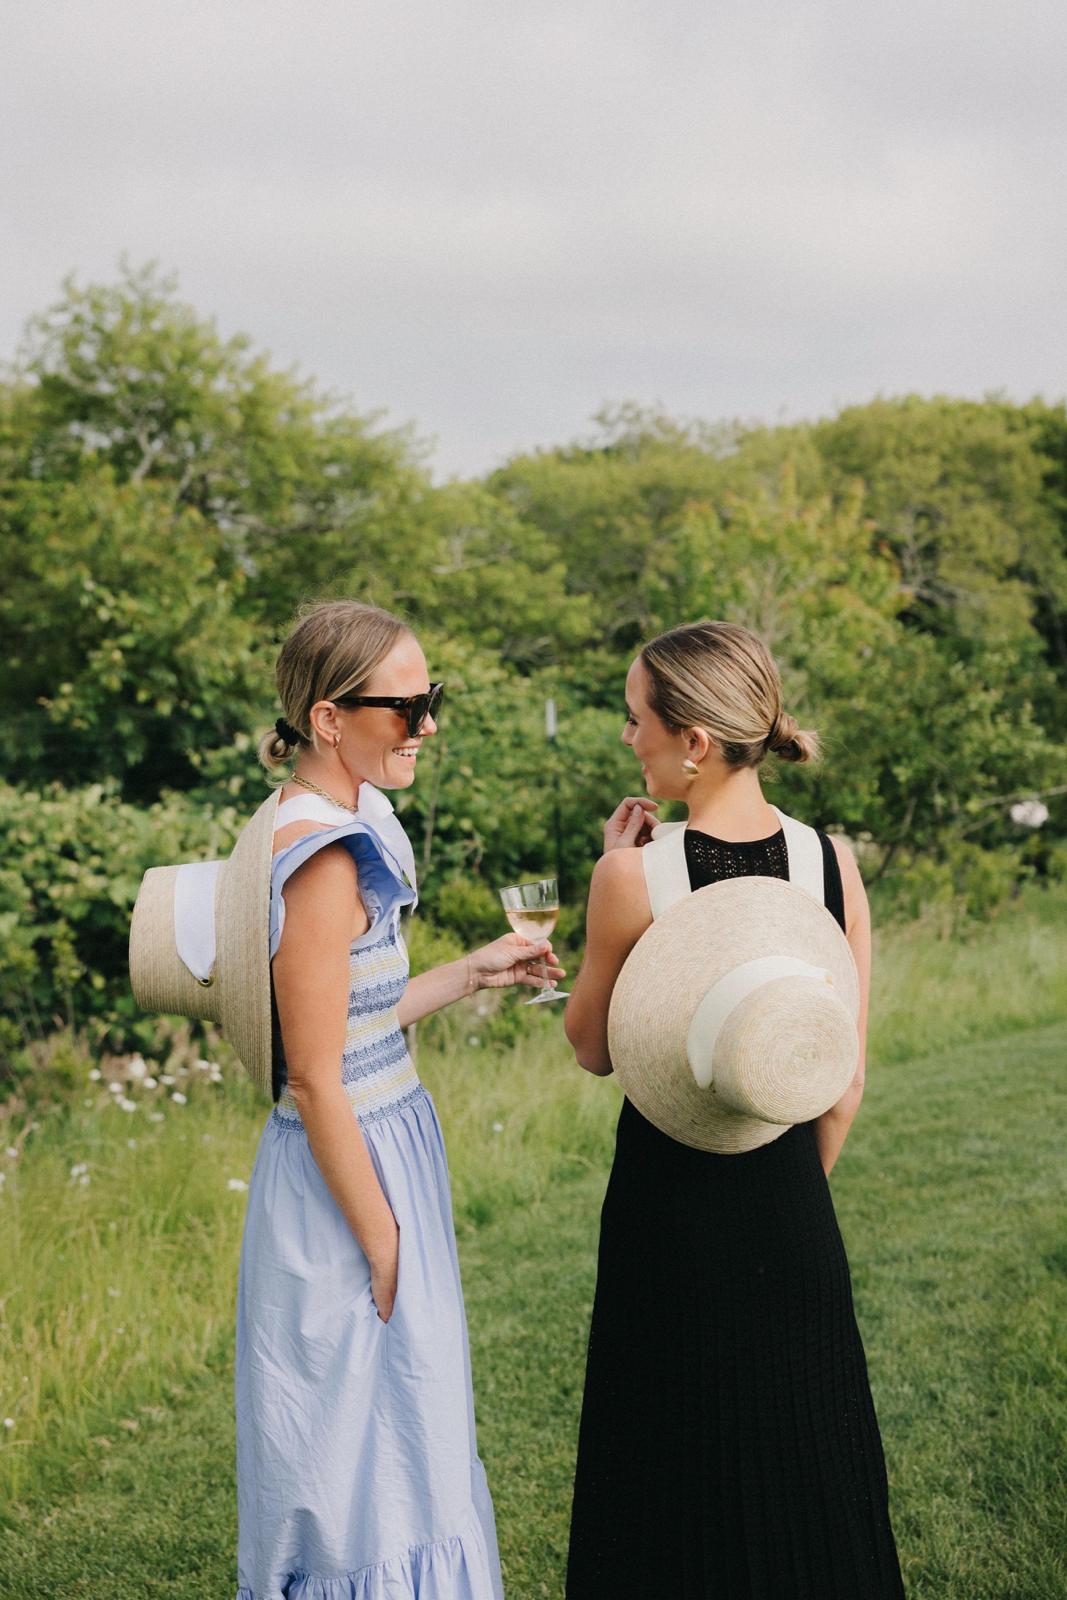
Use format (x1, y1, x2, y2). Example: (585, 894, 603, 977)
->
(392, 746, 419, 759)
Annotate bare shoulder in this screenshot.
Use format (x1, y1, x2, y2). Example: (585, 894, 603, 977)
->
(272, 820, 331, 856)
(274, 831, 361, 908)
(588, 847, 652, 941)
(829, 833, 862, 888)
(829, 835, 870, 942)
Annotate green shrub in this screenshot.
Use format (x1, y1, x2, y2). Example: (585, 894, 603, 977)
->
(0, 782, 242, 1073)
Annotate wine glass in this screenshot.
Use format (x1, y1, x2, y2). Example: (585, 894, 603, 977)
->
(498, 878, 570, 1005)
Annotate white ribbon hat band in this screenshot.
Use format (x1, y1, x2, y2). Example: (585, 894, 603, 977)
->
(174, 859, 223, 984)
(686, 954, 834, 1090)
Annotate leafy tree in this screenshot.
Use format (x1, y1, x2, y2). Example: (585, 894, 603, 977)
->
(0, 472, 265, 797)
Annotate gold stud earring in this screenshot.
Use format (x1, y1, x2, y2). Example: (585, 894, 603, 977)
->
(681, 758, 699, 777)
(333, 733, 341, 749)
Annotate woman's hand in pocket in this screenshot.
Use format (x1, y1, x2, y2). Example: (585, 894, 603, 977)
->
(369, 1223, 399, 1323)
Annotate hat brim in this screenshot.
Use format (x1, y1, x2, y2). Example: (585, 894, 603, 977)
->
(215, 788, 281, 1096)
(607, 875, 860, 1154)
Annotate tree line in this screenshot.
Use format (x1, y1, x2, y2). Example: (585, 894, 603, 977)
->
(1, 262, 1065, 1061)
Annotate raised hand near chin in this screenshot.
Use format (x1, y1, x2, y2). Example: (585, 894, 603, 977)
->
(603, 796, 659, 852)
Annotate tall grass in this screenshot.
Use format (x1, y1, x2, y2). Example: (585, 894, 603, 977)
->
(1, 882, 1065, 1515)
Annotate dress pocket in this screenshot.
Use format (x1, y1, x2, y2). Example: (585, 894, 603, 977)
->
(374, 1221, 401, 1325)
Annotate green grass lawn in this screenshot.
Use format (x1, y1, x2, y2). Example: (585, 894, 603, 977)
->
(2, 888, 1066, 1597)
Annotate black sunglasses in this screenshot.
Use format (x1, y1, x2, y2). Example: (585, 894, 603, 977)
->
(331, 681, 444, 739)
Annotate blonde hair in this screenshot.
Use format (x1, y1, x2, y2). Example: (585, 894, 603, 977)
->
(257, 600, 412, 773)
(640, 621, 821, 767)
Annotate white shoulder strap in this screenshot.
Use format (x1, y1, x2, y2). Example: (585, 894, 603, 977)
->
(641, 822, 691, 919)
(274, 793, 353, 829)
(770, 806, 825, 904)
(641, 808, 826, 920)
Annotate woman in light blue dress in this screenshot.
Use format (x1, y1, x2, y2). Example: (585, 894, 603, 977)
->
(235, 600, 562, 1600)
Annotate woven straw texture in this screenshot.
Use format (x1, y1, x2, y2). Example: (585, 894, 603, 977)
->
(215, 789, 281, 1096)
(607, 874, 859, 1153)
(128, 865, 221, 1025)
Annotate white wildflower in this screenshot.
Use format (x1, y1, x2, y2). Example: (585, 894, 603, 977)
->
(171, 1091, 187, 1105)
(108, 1082, 122, 1095)
(126, 1055, 147, 1081)
(5, 1147, 18, 1159)
(107, 1287, 120, 1298)
(70, 1162, 88, 1179)
(1010, 799, 1049, 828)
(195, 1058, 211, 1072)
(126, 1139, 137, 1149)
(88, 1069, 102, 1082)
(142, 1076, 157, 1089)
(83, 1098, 94, 1107)
(79, 1173, 90, 1187)
(160, 1074, 176, 1086)
(227, 1178, 249, 1192)
(118, 1098, 137, 1113)
(3, 1419, 13, 1429)
(492, 1121, 504, 1134)
(148, 1112, 165, 1123)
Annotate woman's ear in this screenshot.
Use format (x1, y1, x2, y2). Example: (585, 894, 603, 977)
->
(308, 699, 342, 751)
(686, 726, 714, 764)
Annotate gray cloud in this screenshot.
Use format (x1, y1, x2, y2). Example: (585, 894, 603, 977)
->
(3, 0, 1065, 476)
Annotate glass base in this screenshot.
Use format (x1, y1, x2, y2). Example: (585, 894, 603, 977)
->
(522, 987, 570, 1005)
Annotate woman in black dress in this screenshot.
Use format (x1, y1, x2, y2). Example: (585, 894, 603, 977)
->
(564, 620, 905, 1599)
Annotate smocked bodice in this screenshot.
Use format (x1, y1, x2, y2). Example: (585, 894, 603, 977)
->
(266, 786, 422, 1125)
(272, 919, 424, 1130)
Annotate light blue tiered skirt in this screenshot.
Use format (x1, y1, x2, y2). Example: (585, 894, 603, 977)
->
(235, 1084, 503, 1600)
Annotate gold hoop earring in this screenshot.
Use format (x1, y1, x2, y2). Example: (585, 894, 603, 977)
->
(681, 758, 699, 777)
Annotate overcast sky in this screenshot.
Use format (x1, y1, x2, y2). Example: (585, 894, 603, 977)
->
(3, 0, 1065, 478)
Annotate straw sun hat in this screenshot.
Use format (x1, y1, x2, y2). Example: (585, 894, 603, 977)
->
(129, 789, 280, 1095)
(607, 825, 860, 1154)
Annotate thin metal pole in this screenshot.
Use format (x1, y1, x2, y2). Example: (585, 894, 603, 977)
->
(546, 697, 563, 900)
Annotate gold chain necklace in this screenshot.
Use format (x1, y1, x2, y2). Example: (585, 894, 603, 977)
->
(288, 773, 359, 813)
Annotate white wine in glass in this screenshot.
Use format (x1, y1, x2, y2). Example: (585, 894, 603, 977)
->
(498, 878, 569, 1005)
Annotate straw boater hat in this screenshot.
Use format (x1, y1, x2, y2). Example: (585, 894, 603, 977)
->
(129, 784, 417, 1095)
(129, 789, 281, 1094)
(607, 809, 860, 1154)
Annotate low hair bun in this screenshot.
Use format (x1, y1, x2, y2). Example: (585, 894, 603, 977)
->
(257, 714, 305, 774)
(769, 710, 821, 765)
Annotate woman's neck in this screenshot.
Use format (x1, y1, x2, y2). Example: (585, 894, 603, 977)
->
(289, 753, 363, 810)
(684, 769, 781, 842)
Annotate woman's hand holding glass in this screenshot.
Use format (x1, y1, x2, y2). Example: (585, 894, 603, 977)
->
(468, 933, 566, 994)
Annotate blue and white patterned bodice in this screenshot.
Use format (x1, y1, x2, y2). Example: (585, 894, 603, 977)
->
(267, 788, 424, 1132)
(272, 919, 424, 1130)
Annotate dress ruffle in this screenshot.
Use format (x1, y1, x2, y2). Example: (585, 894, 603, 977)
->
(235, 1502, 497, 1600)
(269, 818, 416, 960)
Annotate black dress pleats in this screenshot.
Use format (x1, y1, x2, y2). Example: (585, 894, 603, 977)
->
(566, 827, 905, 1600)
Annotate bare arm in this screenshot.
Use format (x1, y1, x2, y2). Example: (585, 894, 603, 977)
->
(271, 842, 399, 1320)
(564, 848, 652, 1075)
(813, 838, 871, 1177)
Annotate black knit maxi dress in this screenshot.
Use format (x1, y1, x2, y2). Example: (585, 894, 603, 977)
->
(566, 825, 905, 1600)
